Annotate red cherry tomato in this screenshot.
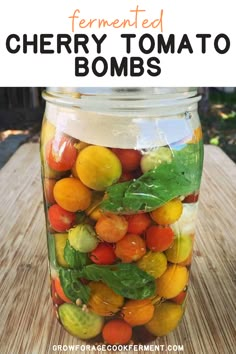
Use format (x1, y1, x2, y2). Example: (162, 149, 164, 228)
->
(102, 319, 132, 345)
(119, 169, 142, 182)
(119, 171, 134, 182)
(90, 243, 116, 265)
(48, 204, 76, 232)
(127, 213, 151, 235)
(146, 225, 174, 252)
(171, 290, 187, 304)
(132, 168, 142, 179)
(183, 192, 199, 203)
(112, 148, 141, 172)
(46, 135, 77, 171)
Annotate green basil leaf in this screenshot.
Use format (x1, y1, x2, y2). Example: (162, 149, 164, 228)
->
(64, 240, 88, 269)
(59, 268, 90, 304)
(78, 263, 156, 300)
(101, 142, 203, 213)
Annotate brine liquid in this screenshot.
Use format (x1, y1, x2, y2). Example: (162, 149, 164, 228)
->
(40, 111, 203, 344)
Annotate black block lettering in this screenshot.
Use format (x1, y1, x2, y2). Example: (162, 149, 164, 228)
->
(130, 57, 144, 76)
(214, 34, 230, 54)
(6, 34, 20, 54)
(75, 57, 89, 76)
(147, 57, 161, 76)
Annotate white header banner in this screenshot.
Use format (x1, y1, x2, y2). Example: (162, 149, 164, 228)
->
(0, 0, 235, 86)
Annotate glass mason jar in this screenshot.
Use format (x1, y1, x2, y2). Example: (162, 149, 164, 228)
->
(40, 88, 203, 344)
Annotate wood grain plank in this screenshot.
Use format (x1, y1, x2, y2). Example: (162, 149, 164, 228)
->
(0, 144, 235, 354)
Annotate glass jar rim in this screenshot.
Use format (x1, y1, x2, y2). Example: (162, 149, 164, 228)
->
(43, 87, 200, 114)
(46, 87, 197, 95)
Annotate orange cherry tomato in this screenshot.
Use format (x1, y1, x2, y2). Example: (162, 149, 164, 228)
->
(112, 148, 141, 172)
(46, 135, 77, 171)
(187, 126, 203, 144)
(53, 177, 92, 212)
(43, 178, 56, 205)
(54, 277, 72, 303)
(51, 279, 64, 305)
(122, 299, 154, 326)
(146, 225, 174, 252)
(115, 234, 146, 263)
(95, 214, 128, 243)
(102, 319, 132, 345)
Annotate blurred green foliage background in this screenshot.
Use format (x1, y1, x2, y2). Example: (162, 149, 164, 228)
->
(199, 88, 236, 162)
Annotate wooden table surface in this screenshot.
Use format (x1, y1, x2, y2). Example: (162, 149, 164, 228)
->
(0, 143, 235, 354)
